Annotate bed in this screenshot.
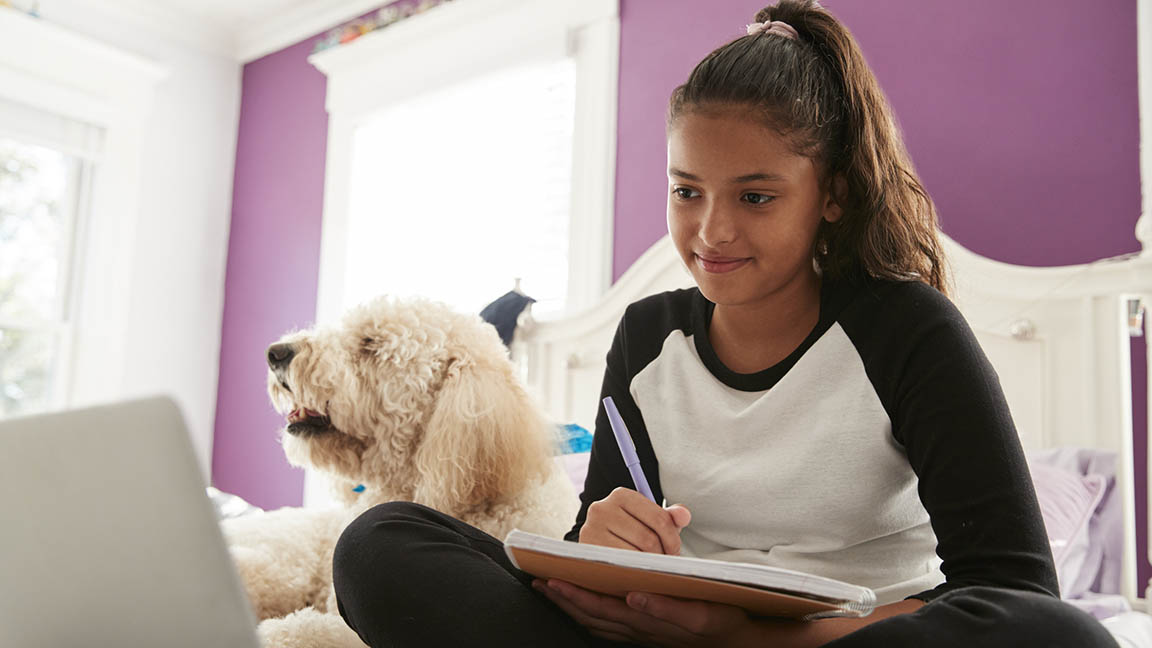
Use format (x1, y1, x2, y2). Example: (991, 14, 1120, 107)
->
(512, 233, 1152, 644)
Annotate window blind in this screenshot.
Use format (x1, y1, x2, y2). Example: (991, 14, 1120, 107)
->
(0, 96, 103, 162)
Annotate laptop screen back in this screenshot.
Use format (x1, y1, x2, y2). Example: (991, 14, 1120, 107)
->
(0, 396, 259, 647)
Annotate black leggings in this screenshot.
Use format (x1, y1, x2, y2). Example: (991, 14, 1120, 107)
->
(332, 502, 1119, 648)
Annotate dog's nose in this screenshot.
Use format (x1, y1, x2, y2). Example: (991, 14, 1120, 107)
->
(267, 343, 296, 371)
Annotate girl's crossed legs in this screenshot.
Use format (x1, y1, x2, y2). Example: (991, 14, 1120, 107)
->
(332, 502, 1118, 648)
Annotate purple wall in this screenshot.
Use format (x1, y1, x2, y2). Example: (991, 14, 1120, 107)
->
(210, 37, 329, 509)
(214, 0, 1146, 585)
(612, 0, 1141, 272)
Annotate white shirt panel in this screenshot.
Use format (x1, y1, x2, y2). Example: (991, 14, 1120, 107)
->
(630, 323, 943, 603)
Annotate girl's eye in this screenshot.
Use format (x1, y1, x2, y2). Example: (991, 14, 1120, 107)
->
(672, 187, 699, 200)
(742, 193, 775, 205)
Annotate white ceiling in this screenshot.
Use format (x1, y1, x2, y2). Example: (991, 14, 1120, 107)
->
(144, 0, 318, 32)
(94, 0, 387, 62)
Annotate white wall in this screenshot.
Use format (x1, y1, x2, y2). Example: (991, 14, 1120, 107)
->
(32, 0, 241, 475)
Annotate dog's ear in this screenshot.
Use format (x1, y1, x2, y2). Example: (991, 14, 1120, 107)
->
(413, 357, 552, 513)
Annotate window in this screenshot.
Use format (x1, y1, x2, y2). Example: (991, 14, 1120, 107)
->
(306, 0, 619, 507)
(310, 0, 618, 323)
(343, 57, 575, 316)
(0, 98, 99, 418)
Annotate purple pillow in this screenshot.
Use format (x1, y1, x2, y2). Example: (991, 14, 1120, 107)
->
(556, 452, 591, 493)
(1028, 462, 1106, 598)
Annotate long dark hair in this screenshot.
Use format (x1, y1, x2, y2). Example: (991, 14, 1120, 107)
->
(668, 0, 949, 294)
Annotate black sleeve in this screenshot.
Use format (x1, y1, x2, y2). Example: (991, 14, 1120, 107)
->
(850, 282, 1059, 601)
(564, 306, 665, 542)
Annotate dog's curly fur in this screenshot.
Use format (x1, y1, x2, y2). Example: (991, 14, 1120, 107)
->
(222, 296, 578, 648)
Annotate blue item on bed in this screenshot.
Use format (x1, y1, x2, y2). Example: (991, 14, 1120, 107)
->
(557, 423, 592, 454)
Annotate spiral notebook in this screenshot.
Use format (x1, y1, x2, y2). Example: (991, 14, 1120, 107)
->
(504, 530, 876, 620)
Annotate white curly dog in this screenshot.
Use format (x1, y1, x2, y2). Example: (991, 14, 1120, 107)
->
(222, 296, 578, 648)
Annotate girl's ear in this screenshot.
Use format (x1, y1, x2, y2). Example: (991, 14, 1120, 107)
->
(822, 175, 846, 223)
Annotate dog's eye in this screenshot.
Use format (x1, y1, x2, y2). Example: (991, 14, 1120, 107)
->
(360, 337, 376, 355)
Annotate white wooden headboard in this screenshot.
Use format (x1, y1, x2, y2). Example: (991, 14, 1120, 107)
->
(512, 234, 1152, 602)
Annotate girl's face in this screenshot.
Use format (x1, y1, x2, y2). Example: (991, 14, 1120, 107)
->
(666, 107, 841, 309)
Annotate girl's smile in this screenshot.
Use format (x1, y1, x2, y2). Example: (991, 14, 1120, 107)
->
(694, 254, 752, 274)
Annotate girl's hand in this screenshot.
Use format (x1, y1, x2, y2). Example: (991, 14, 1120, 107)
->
(579, 487, 692, 554)
(533, 578, 757, 647)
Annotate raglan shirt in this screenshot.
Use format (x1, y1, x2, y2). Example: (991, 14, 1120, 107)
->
(564, 277, 1059, 605)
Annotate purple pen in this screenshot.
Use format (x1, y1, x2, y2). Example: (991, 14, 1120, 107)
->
(602, 396, 656, 502)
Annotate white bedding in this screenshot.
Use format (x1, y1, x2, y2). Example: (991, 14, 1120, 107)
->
(1101, 610, 1152, 647)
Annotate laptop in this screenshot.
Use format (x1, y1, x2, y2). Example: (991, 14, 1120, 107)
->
(0, 395, 260, 647)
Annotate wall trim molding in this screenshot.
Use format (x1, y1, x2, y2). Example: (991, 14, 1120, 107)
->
(237, 0, 388, 63)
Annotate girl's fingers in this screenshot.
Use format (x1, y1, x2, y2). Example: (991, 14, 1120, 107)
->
(665, 504, 692, 529)
(532, 580, 636, 638)
(536, 579, 741, 647)
(577, 517, 651, 551)
(627, 592, 704, 631)
(619, 495, 683, 555)
(547, 579, 624, 618)
(625, 591, 749, 637)
(582, 488, 686, 555)
(603, 514, 668, 554)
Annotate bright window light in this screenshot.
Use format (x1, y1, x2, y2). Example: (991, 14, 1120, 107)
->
(0, 139, 86, 417)
(344, 57, 575, 317)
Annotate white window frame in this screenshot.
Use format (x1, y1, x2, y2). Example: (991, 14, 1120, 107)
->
(308, 0, 619, 326)
(0, 9, 165, 411)
(0, 136, 92, 413)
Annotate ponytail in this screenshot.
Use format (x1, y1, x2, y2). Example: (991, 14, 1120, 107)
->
(669, 0, 950, 294)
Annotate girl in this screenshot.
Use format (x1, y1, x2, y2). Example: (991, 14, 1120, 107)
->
(331, 2, 1119, 646)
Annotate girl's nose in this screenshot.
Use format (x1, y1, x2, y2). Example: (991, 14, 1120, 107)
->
(698, 201, 737, 248)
